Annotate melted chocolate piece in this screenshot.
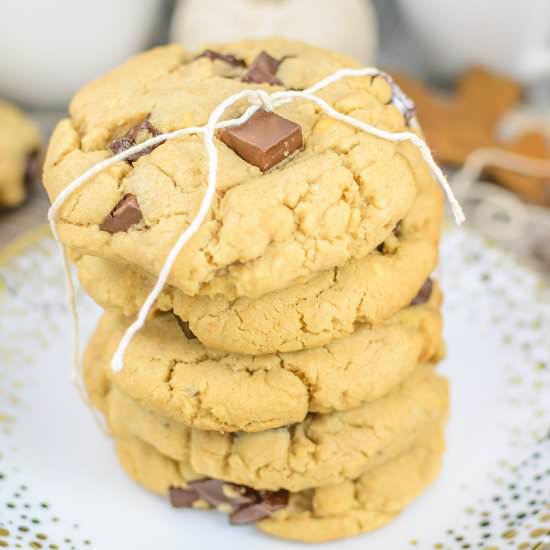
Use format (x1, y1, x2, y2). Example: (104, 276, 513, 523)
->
(373, 74, 416, 126)
(219, 110, 303, 171)
(377, 220, 403, 253)
(170, 481, 289, 524)
(176, 317, 197, 340)
(191, 480, 256, 508)
(109, 117, 162, 163)
(242, 51, 283, 86)
(196, 49, 246, 67)
(99, 194, 143, 234)
(170, 487, 199, 508)
(394, 220, 403, 238)
(411, 278, 434, 306)
(230, 489, 289, 525)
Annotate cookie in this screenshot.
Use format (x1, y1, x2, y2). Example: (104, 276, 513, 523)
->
(0, 99, 41, 208)
(487, 131, 550, 206)
(394, 67, 522, 166)
(87, 361, 448, 491)
(75, 161, 442, 354)
(44, 38, 430, 300)
(115, 426, 445, 543)
(84, 285, 443, 432)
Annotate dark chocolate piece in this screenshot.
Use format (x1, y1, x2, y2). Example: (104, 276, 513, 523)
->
(394, 220, 403, 238)
(377, 220, 403, 253)
(373, 74, 416, 126)
(170, 481, 288, 525)
(24, 150, 41, 188)
(242, 51, 283, 86)
(230, 489, 289, 525)
(99, 194, 143, 234)
(411, 278, 434, 306)
(190, 480, 256, 508)
(189, 480, 230, 507)
(196, 50, 246, 67)
(170, 487, 199, 508)
(219, 110, 303, 171)
(109, 117, 162, 163)
(176, 317, 197, 340)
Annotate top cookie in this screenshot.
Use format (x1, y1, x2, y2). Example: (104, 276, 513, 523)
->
(0, 100, 41, 208)
(43, 38, 426, 299)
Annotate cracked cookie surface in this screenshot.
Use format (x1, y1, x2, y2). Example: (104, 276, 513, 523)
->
(44, 38, 428, 300)
(84, 286, 443, 433)
(75, 156, 442, 354)
(114, 424, 445, 543)
(86, 361, 448, 491)
(0, 99, 41, 208)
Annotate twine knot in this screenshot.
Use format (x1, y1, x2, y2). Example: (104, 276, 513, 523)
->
(251, 89, 276, 112)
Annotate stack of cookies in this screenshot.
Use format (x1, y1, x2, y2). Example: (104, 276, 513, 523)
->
(43, 38, 448, 543)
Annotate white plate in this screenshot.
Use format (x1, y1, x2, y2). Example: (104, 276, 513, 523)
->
(0, 227, 549, 550)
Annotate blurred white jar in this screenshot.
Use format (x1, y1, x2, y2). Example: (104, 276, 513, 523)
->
(170, 0, 378, 65)
(398, 0, 550, 83)
(0, 0, 163, 109)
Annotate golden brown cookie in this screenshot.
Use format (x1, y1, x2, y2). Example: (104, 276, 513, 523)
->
(394, 67, 522, 166)
(84, 286, 443, 433)
(44, 38, 432, 300)
(87, 359, 448, 492)
(114, 425, 445, 543)
(0, 99, 41, 208)
(487, 131, 550, 205)
(75, 162, 442, 354)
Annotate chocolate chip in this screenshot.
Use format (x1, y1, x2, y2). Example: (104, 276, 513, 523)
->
(190, 480, 257, 509)
(176, 317, 197, 340)
(187, 480, 228, 507)
(99, 194, 143, 234)
(411, 278, 434, 306)
(196, 50, 246, 68)
(394, 220, 403, 237)
(242, 51, 283, 86)
(377, 221, 403, 253)
(109, 117, 162, 163)
(373, 74, 416, 126)
(219, 110, 303, 171)
(170, 480, 288, 524)
(230, 490, 289, 525)
(24, 150, 40, 188)
(170, 487, 199, 508)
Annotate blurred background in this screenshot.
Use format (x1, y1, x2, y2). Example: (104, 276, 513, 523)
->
(1, 0, 550, 276)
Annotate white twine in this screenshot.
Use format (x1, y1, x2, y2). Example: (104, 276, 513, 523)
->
(47, 66, 465, 377)
(453, 147, 550, 199)
(452, 147, 550, 241)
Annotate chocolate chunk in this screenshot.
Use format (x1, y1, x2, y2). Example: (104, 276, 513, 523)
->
(242, 51, 283, 86)
(188, 480, 228, 507)
(230, 490, 289, 525)
(170, 487, 199, 508)
(24, 150, 41, 188)
(196, 50, 246, 67)
(394, 220, 403, 237)
(373, 74, 416, 126)
(189, 480, 256, 508)
(99, 194, 143, 234)
(377, 220, 403, 253)
(109, 117, 162, 163)
(411, 278, 434, 306)
(170, 479, 288, 524)
(219, 110, 303, 171)
(176, 317, 197, 340)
